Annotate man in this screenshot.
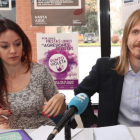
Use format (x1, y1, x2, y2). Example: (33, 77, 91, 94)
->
(74, 9, 140, 127)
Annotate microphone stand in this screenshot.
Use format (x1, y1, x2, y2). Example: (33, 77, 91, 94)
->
(64, 118, 78, 140)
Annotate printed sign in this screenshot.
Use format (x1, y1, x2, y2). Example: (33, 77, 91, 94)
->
(34, 0, 81, 9)
(0, 0, 16, 22)
(0, 0, 11, 10)
(30, 0, 85, 26)
(37, 33, 79, 90)
(122, 0, 140, 27)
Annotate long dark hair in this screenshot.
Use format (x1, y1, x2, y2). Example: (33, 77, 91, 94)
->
(0, 17, 32, 106)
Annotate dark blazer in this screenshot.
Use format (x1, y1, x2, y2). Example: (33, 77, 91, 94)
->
(74, 57, 124, 127)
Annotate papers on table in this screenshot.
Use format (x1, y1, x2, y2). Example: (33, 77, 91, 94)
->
(93, 125, 134, 140)
(29, 125, 83, 140)
(29, 125, 134, 140)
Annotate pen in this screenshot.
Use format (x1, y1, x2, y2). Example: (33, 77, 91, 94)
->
(1, 115, 8, 120)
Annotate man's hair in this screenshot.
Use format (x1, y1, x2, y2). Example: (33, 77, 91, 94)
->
(0, 17, 32, 106)
(114, 9, 140, 75)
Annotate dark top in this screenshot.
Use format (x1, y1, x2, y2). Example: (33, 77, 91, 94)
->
(74, 57, 124, 127)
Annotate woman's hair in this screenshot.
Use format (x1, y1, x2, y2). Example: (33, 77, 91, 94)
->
(0, 17, 32, 106)
(114, 9, 140, 75)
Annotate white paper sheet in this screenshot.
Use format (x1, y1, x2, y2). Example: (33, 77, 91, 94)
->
(93, 125, 134, 140)
(29, 125, 83, 140)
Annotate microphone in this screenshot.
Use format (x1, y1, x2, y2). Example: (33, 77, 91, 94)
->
(47, 93, 89, 140)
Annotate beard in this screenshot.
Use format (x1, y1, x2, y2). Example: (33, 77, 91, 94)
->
(128, 43, 140, 60)
(129, 50, 140, 60)
(133, 54, 140, 60)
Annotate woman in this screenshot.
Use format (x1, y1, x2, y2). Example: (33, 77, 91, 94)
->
(0, 17, 67, 129)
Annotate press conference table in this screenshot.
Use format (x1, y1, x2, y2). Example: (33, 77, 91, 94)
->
(128, 127, 140, 140)
(0, 127, 139, 140)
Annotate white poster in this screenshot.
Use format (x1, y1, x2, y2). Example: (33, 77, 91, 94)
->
(37, 33, 79, 90)
(122, 0, 140, 27)
(34, 0, 81, 9)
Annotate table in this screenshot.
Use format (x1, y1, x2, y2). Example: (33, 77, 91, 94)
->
(128, 127, 140, 140)
(0, 127, 139, 140)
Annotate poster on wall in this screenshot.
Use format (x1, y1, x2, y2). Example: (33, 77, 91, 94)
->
(30, 0, 86, 26)
(37, 33, 79, 90)
(122, 0, 140, 27)
(0, 0, 11, 10)
(0, 0, 16, 22)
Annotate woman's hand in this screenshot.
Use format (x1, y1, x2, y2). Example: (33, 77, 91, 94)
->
(0, 108, 12, 125)
(42, 93, 67, 118)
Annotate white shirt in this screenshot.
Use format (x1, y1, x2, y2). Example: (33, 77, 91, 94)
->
(118, 62, 140, 126)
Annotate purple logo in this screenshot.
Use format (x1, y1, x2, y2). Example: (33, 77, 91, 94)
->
(39, 49, 78, 79)
(49, 54, 68, 73)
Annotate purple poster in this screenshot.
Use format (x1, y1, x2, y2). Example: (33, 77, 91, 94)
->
(37, 33, 79, 90)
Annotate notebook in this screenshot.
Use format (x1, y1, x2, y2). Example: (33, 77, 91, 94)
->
(0, 130, 32, 140)
(93, 125, 134, 140)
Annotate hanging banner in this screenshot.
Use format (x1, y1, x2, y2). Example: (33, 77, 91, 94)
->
(122, 0, 140, 27)
(37, 33, 79, 90)
(30, 0, 86, 26)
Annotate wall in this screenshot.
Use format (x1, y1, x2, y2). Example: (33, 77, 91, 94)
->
(45, 26, 57, 33)
(16, 0, 45, 61)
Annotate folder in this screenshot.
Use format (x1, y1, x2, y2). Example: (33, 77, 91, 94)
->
(0, 129, 32, 140)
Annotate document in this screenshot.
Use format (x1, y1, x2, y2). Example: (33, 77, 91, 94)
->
(29, 125, 83, 140)
(93, 125, 133, 140)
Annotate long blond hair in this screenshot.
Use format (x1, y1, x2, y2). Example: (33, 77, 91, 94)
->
(114, 9, 140, 75)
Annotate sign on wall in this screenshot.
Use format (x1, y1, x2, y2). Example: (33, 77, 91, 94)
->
(0, 0, 11, 10)
(0, 0, 16, 22)
(37, 33, 79, 90)
(30, 0, 86, 26)
(122, 0, 140, 27)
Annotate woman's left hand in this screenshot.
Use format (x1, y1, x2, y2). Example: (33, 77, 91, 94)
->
(42, 93, 67, 118)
